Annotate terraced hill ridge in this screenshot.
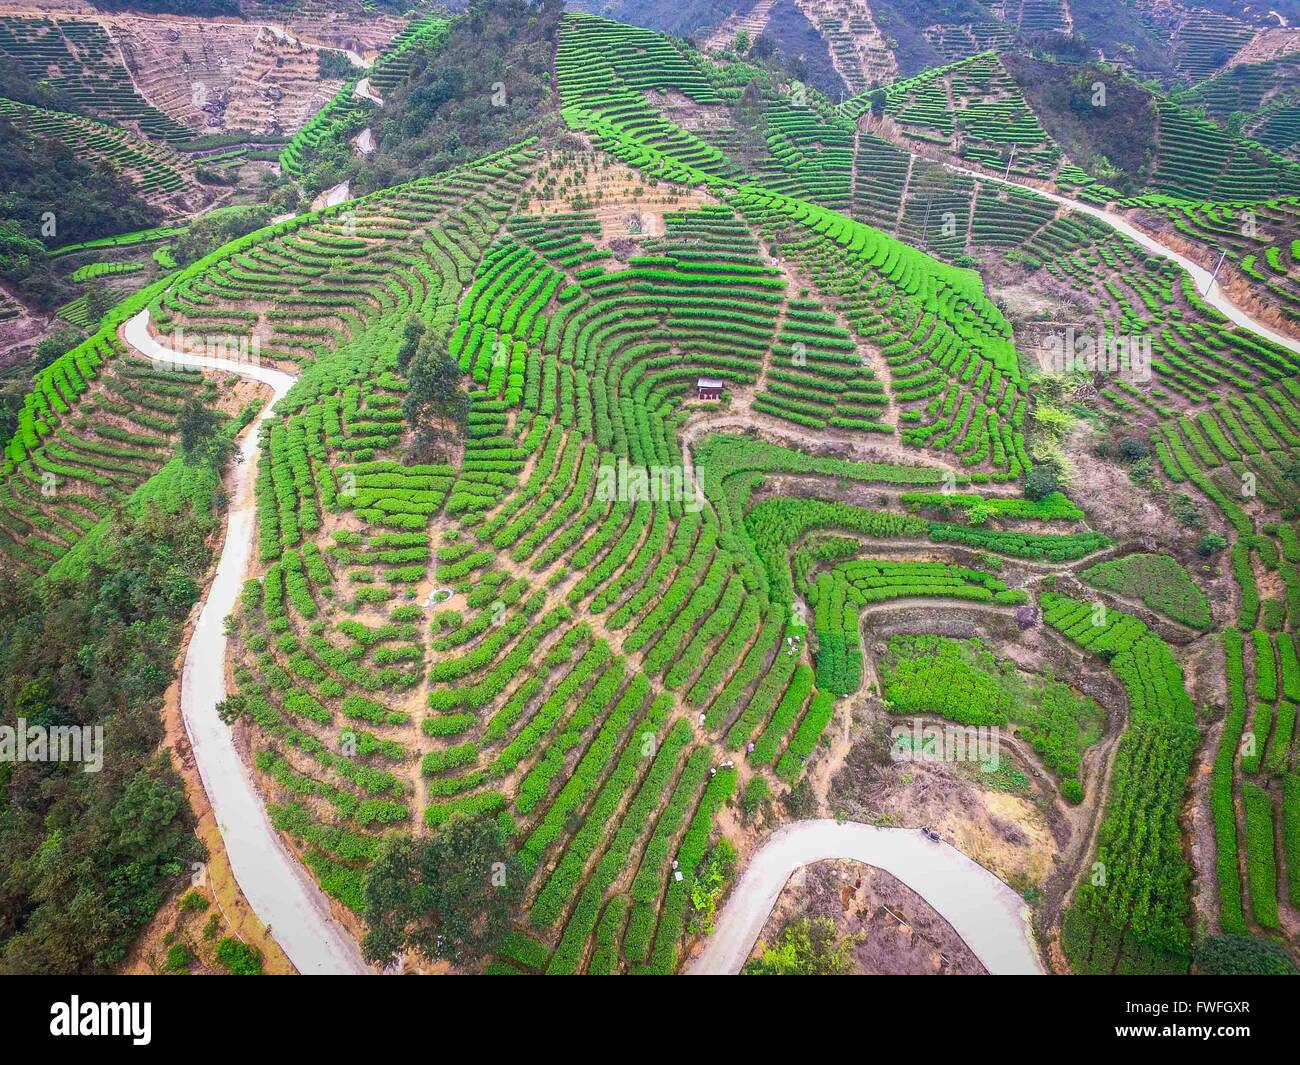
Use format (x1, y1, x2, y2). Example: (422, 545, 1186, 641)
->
(835, 50, 1300, 332)
(0, 10, 409, 139)
(0, 12, 195, 140)
(0, 96, 208, 214)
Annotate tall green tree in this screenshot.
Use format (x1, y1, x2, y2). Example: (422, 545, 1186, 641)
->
(177, 395, 225, 467)
(0, 498, 212, 973)
(402, 343, 468, 463)
(361, 815, 523, 967)
(397, 314, 426, 374)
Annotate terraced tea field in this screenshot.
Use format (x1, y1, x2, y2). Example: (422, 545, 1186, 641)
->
(3, 2, 1300, 985)
(0, 14, 194, 141)
(838, 49, 1300, 335)
(0, 97, 205, 213)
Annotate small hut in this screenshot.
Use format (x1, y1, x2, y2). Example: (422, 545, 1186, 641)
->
(696, 377, 725, 401)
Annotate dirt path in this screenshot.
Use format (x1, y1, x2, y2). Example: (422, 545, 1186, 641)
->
(686, 818, 1043, 975)
(771, 254, 903, 432)
(849, 124, 860, 220)
(896, 153, 915, 227)
(122, 308, 371, 976)
(269, 26, 370, 69)
(676, 412, 1012, 492)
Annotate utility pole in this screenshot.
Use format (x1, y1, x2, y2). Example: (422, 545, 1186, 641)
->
(1203, 249, 1227, 298)
(1003, 144, 1017, 181)
(922, 200, 933, 250)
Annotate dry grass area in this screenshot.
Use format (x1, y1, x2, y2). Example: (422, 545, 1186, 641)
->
(1227, 27, 1300, 67)
(701, 0, 778, 52)
(522, 151, 716, 248)
(116, 20, 255, 133)
(650, 88, 733, 134)
(283, 11, 405, 57)
(0, 287, 49, 368)
(223, 29, 343, 136)
(829, 709, 1061, 895)
(1060, 422, 1233, 561)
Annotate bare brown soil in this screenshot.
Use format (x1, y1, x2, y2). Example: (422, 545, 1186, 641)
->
(523, 153, 715, 249)
(793, 0, 897, 94)
(828, 709, 1059, 894)
(0, 287, 52, 369)
(1063, 424, 1227, 552)
(1226, 27, 1300, 67)
(700, 0, 777, 52)
(751, 858, 988, 974)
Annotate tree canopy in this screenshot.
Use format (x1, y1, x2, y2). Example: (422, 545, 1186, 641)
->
(361, 814, 523, 968)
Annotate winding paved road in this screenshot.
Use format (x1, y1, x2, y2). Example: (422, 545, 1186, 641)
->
(123, 310, 370, 975)
(686, 819, 1042, 975)
(268, 26, 370, 69)
(311, 179, 352, 213)
(354, 77, 383, 105)
(690, 162, 1277, 980)
(945, 163, 1300, 356)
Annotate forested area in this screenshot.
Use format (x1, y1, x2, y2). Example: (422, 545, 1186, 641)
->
(350, 0, 567, 194)
(0, 497, 217, 972)
(0, 116, 158, 308)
